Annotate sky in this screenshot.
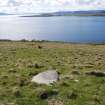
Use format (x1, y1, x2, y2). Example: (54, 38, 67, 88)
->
(0, 0, 105, 13)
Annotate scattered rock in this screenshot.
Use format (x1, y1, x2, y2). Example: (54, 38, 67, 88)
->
(85, 70, 105, 77)
(34, 63, 43, 68)
(37, 89, 58, 100)
(39, 91, 48, 99)
(32, 70, 59, 85)
(38, 45, 42, 49)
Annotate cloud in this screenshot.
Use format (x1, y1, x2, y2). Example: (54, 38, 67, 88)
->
(0, 0, 105, 13)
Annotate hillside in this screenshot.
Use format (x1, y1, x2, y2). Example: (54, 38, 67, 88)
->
(20, 10, 105, 17)
(0, 12, 13, 16)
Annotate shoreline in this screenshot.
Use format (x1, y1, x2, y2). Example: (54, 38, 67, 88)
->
(0, 39, 105, 45)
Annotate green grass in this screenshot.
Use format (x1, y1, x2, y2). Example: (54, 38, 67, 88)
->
(0, 41, 105, 105)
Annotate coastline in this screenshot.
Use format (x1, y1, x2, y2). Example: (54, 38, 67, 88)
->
(0, 39, 105, 45)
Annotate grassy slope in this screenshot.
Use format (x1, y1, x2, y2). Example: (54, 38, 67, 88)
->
(0, 41, 105, 105)
(20, 12, 105, 17)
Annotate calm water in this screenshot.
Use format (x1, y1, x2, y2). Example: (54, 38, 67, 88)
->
(0, 16, 105, 43)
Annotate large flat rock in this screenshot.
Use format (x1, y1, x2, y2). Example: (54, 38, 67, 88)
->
(31, 70, 59, 85)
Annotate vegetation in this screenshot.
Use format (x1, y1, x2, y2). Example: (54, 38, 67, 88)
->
(0, 41, 105, 105)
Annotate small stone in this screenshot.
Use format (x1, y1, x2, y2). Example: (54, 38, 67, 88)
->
(37, 89, 58, 100)
(38, 45, 42, 49)
(39, 91, 48, 99)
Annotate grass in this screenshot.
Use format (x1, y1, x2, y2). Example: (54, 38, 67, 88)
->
(0, 41, 105, 105)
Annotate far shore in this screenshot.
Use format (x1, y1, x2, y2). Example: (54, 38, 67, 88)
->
(0, 39, 105, 45)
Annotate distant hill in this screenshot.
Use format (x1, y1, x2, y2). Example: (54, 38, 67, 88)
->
(20, 10, 105, 17)
(54, 10, 105, 16)
(0, 12, 7, 15)
(0, 12, 13, 16)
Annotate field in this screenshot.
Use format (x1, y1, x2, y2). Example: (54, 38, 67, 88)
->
(0, 41, 105, 105)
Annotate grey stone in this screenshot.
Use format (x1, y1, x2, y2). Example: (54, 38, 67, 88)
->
(31, 70, 59, 85)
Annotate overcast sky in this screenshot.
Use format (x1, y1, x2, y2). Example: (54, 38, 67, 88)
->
(0, 0, 105, 13)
